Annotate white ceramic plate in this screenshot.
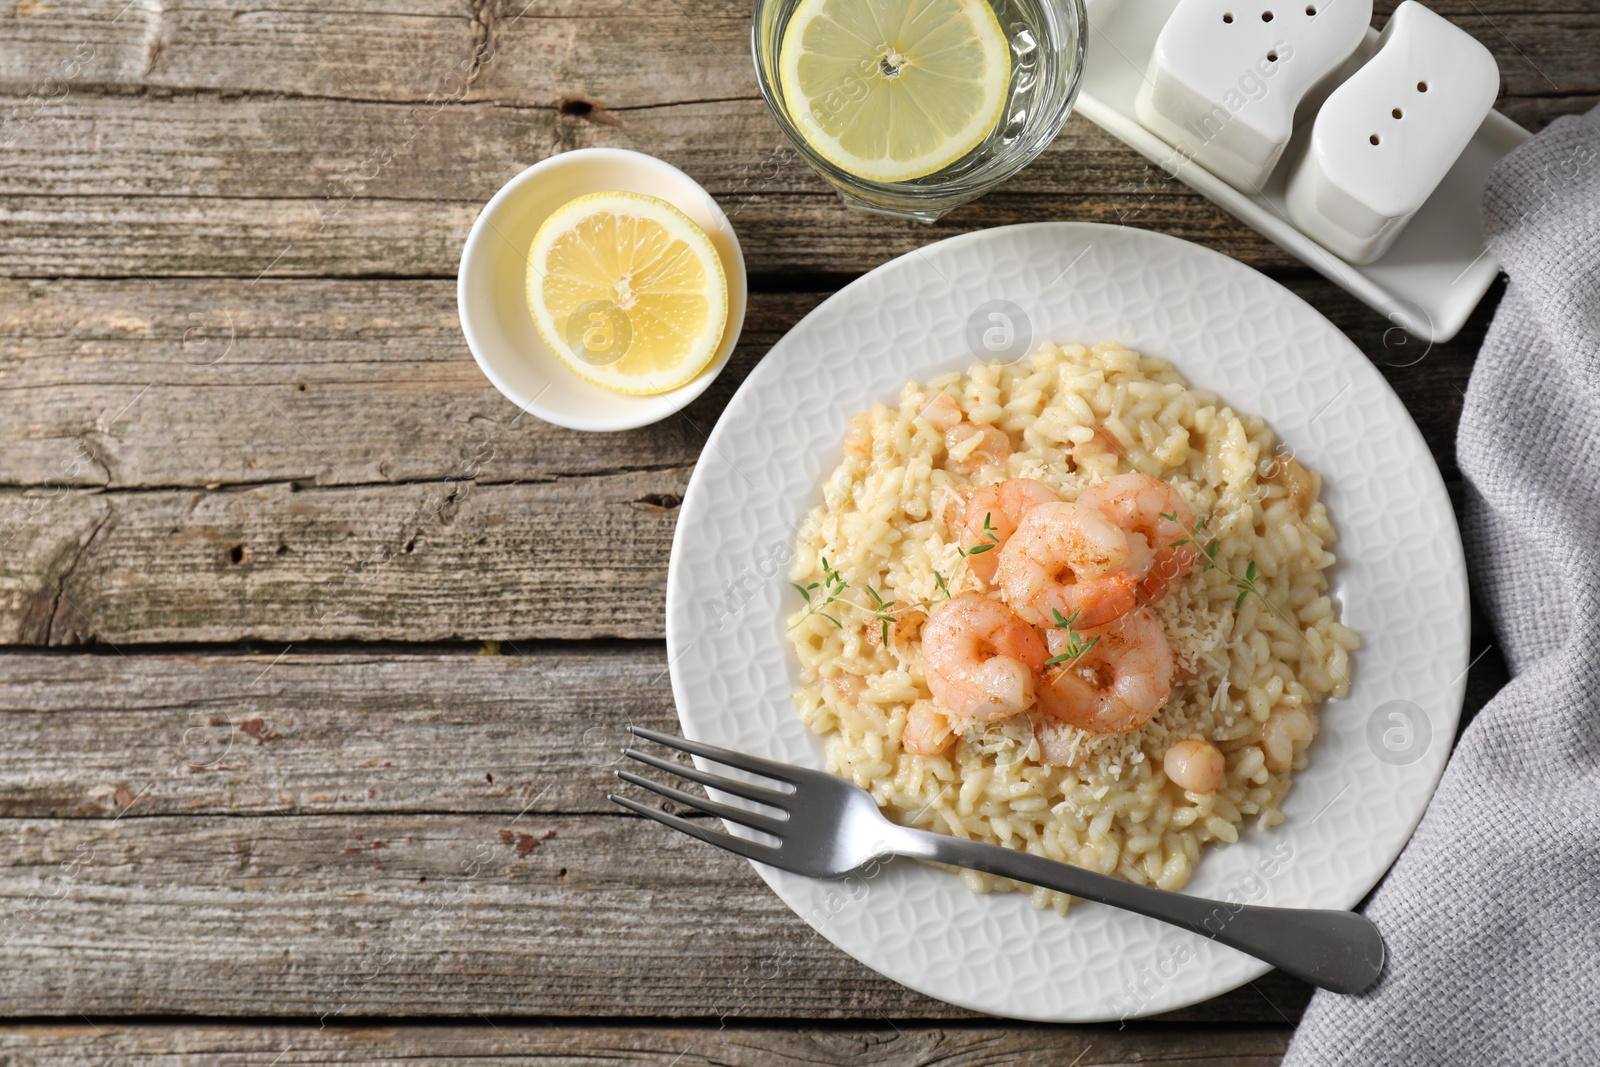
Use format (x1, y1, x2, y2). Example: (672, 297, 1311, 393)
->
(1077, 0, 1529, 344)
(664, 223, 1468, 1021)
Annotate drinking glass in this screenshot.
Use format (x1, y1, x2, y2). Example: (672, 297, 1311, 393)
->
(751, 0, 1087, 223)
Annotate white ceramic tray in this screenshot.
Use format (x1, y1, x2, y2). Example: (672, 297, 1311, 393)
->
(1077, 0, 1531, 342)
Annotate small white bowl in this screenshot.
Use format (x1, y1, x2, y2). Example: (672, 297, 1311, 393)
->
(457, 149, 747, 431)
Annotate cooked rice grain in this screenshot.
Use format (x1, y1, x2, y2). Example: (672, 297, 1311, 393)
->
(787, 342, 1359, 908)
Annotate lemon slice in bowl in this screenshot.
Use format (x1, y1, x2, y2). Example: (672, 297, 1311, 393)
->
(778, 0, 1011, 184)
(526, 191, 729, 396)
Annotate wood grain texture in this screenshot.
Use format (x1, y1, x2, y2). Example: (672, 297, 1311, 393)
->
(0, 649, 662, 818)
(0, 1021, 1294, 1065)
(0, 279, 816, 489)
(0, 89, 1285, 272)
(0, 0, 1592, 106)
(22, 81, 1559, 210)
(0, 34, 1594, 282)
(0, 171, 1309, 281)
(0, 808, 1314, 1020)
(0, 809, 905, 1019)
(0, 639, 1509, 1022)
(0, 470, 685, 645)
(0, 276, 1479, 492)
(0, 271, 1489, 646)
(0, 0, 1569, 1042)
(0, 645, 1514, 820)
(1, 108, 1593, 280)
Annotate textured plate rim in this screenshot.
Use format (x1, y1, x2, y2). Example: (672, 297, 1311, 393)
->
(664, 221, 1469, 1021)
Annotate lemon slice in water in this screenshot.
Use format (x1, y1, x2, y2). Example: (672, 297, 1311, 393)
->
(526, 191, 728, 396)
(778, 0, 1011, 183)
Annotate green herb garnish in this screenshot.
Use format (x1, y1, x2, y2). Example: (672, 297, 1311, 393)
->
(1043, 607, 1100, 667)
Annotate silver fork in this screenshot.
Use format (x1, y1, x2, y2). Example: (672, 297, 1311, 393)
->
(610, 725, 1385, 994)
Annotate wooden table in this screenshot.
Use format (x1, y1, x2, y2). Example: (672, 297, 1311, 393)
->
(0, 1, 1588, 1062)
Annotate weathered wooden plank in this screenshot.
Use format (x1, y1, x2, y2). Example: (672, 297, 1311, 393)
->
(0, 94, 1199, 201)
(0, 633, 1505, 1021)
(0, 193, 482, 278)
(0, 0, 754, 107)
(0, 810, 1311, 1020)
(1501, 90, 1600, 130)
(0, 643, 1505, 818)
(0, 0, 1592, 107)
(0, 279, 812, 489)
(0, 275, 1484, 493)
(0, 1021, 1294, 1065)
(0, 266, 1489, 646)
(0, 649, 666, 818)
(0, 471, 684, 645)
(0, 180, 1307, 280)
(24, 87, 1572, 207)
(0, 810, 906, 1019)
(0, 88, 1593, 279)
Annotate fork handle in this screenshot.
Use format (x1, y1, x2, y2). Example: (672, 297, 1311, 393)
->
(895, 828, 1385, 994)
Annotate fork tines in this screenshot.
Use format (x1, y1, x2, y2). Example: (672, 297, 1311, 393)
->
(608, 726, 792, 864)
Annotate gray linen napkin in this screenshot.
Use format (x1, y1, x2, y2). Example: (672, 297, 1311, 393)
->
(1285, 105, 1600, 1066)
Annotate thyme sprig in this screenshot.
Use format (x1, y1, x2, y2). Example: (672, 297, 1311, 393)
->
(788, 559, 954, 638)
(1164, 511, 1267, 611)
(863, 584, 895, 647)
(1234, 560, 1262, 610)
(791, 505, 995, 642)
(958, 511, 999, 558)
(1044, 607, 1100, 667)
(789, 555, 848, 629)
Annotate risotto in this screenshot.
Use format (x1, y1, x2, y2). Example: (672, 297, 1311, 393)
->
(785, 341, 1359, 912)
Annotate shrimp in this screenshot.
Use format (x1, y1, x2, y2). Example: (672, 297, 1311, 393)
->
(1035, 608, 1175, 734)
(921, 592, 1047, 723)
(865, 606, 925, 653)
(902, 699, 956, 756)
(945, 421, 1011, 471)
(1070, 424, 1125, 468)
(843, 413, 873, 459)
(1163, 738, 1226, 793)
(1264, 454, 1317, 516)
(1076, 472, 1200, 602)
(919, 391, 965, 432)
(995, 501, 1141, 629)
(1260, 707, 1315, 772)
(961, 479, 1061, 586)
(824, 674, 864, 707)
(918, 392, 1010, 472)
